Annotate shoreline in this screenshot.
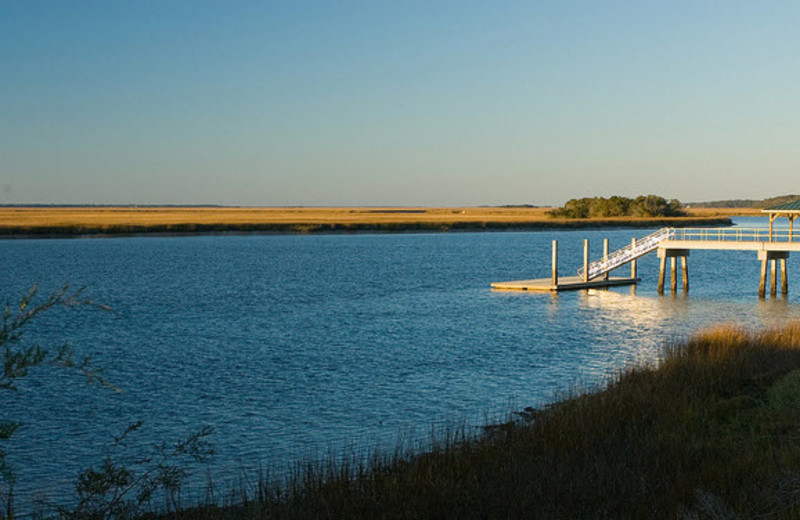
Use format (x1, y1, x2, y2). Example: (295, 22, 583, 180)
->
(154, 321, 800, 519)
(0, 215, 733, 239)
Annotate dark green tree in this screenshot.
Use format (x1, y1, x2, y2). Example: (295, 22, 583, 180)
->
(549, 195, 686, 218)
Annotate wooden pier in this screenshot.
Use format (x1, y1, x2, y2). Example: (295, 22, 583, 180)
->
(659, 228, 800, 298)
(493, 201, 800, 297)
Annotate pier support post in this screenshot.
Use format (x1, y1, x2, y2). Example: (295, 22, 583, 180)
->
(771, 259, 778, 297)
(781, 257, 788, 295)
(670, 257, 677, 292)
(630, 238, 637, 279)
(758, 251, 789, 298)
(658, 248, 690, 295)
(551, 240, 558, 287)
(603, 238, 609, 281)
(583, 239, 589, 283)
(682, 256, 689, 292)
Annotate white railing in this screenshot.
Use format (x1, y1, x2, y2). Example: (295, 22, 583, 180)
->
(575, 226, 800, 281)
(577, 227, 675, 280)
(669, 227, 800, 243)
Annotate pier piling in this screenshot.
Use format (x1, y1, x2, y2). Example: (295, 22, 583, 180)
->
(552, 240, 558, 286)
(758, 251, 789, 298)
(670, 257, 677, 292)
(781, 257, 788, 295)
(682, 256, 689, 292)
(657, 249, 689, 295)
(771, 259, 778, 297)
(583, 239, 589, 283)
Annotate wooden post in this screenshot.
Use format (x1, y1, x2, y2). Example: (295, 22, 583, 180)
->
(603, 238, 609, 281)
(681, 256, 689, 292)
(670, 257, 677, 292)
(583, 239, 589, 283)
(759, 259, 768, 298)
(630, 238, 637, 278)
(781, 257, 788, 295)
(658, 256, 666, 295)
(551, 240, 558, 287)
(791, 216, 795, 243)
(771, 258, 778, 297)
(769, 214, 776, 243)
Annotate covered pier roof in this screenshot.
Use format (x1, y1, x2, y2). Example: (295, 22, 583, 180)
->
(762, 199, 800, 241)
(762, 199, 800, 213)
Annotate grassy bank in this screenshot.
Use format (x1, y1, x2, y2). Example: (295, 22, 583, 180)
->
(0, 207, 733, 237)
(161, 322, 800, 519)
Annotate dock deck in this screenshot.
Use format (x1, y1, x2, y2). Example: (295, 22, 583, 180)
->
(491, 276, 639, 292)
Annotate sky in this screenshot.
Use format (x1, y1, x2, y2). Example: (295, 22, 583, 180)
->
(1, 1, 799, 206)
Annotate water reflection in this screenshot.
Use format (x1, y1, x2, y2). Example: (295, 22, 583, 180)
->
(545, 287, 800, 376)
(546, 291, 560, 317)
(755, 296, 799, 326)
(579, 287, 800, 331)
(580, 288, 685, 324)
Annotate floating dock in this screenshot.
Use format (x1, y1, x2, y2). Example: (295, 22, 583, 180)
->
(493, 237, 643, 292)
(492, 275, 639, 292)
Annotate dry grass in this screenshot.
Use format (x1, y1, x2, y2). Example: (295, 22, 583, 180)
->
(0, 206, 735, 236)
(686, 207, 764, 217)
(0, 206, 553, 227)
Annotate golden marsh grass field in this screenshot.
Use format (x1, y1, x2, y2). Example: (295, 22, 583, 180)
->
(0, 206, 753, 236)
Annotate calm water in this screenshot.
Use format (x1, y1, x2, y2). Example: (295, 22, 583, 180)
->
(3, 217, 800, 512)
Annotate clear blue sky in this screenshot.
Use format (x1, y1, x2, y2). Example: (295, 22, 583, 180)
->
(2, 1, 799, 206)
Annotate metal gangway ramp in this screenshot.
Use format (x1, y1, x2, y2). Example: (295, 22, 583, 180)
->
(577, 227, 675, 280)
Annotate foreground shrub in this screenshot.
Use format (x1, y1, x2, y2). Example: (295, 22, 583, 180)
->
(0, 287, 213, 520)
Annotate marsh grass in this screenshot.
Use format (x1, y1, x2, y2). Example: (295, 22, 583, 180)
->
(150, 322, 800, 519)
(0, 207, 732, 236)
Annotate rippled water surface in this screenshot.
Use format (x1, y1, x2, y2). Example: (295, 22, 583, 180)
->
(3, 217, 800, 512)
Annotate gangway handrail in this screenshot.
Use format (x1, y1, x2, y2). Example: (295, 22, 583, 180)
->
(577, 226, 800, 281)
(577, 227, 675, 280)
(670, 227, 800, 243)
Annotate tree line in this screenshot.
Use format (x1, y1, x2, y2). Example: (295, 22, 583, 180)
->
(688, 194, 800, 209)
(548, 195, 686, 219)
